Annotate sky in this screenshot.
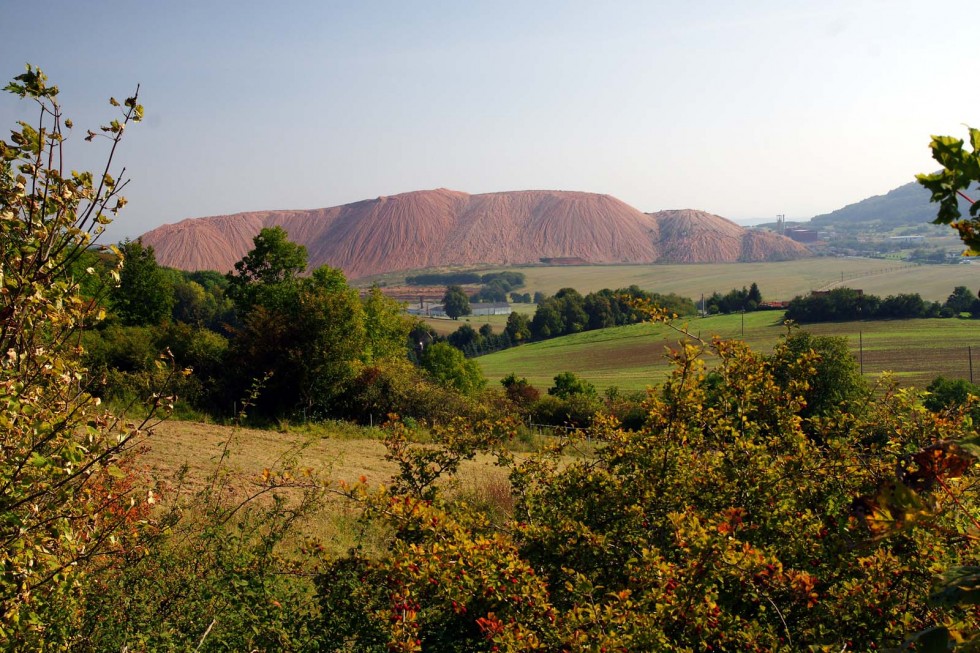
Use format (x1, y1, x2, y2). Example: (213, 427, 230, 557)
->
(2, 0, 978, 241)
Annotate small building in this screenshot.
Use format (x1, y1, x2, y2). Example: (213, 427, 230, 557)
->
(407, 302, 512, 317)
(470, 302, 512, 316)
(407, 301, 444, 316)
(786, 228, 819, 243)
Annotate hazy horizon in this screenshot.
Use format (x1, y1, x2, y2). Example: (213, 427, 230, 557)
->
(2, 0, 976, 242)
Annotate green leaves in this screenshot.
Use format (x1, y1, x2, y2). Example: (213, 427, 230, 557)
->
(3, 64, 57, 99)
(917, 126, 980, 253)
(0, 66, 147, 649)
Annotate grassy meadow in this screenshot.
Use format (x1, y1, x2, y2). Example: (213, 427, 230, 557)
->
(141, 419, 518, 555)
(367, 259, 978, 304)
(476, 311, 980, 392)
(497, 259, 979, 303)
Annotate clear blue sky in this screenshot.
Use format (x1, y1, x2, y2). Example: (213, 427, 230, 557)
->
(2, 0, 977, 240)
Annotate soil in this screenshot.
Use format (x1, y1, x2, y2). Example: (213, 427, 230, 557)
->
(140, 189, 812, 279)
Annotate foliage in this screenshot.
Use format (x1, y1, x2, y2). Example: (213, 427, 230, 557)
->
(785, 287, 942, 323)
(504, 311, 532, 343)
(229, 265, 367, 418)
(110, 238, 174, 326)
(924, 375, 980, 423)
(501, 373, 540, 409)
(769, 329, 867, 419)
(223, 231, 413, 419)
(0, 65, 155, 647)
(337, 357, 485, 426)
(406, 271, 525, 290)
(171, 272, 235, 330)
(419, 342, 487, 395)
(318, 328, 980, 651)
(71, 416, 330, 651)
(363, 284, 411, 363)
(945, 285, 978, 316)
(226, 225, 307, 312)
(705, 283, 763, 314)
(547, 371, 598, 400)
(917, 126, 980, 253)
(442, 284, 472, 320)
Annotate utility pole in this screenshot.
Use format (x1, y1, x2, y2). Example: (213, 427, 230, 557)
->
(970, 345, 974, 384)
(859, 331, 864, 375)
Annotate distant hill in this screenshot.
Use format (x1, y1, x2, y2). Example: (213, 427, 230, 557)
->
(810, 179, 977, 230)
(139, 189, 812, 279)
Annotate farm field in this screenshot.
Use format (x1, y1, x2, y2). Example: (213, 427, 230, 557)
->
(476, 312, 980, 392)
(473, 259, 980, 303)
(140, 420, 513, 554)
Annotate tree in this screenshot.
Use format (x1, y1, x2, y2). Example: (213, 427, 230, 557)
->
(363, 285, 411, 363)
(548, 371, 597, 399)
(0, 66, 155, 647)
(447, 323, 480, 351)
(531, 298, 564, 339)
(924, 375, 980, 422)
(747, 281, 762, 307)
(442, 284, 471, 320)
(554, 287, 588, 334)
(419, 342, 486, 394)
(917, 126, 980, 253)
(769, 330, 866, 419)
(945, 285, 976, 315)
(504, 311, 531, 343)
(111, 238, 174, 325)
(878, 293, 928, 319)
(226, 226, 307, 312)
(224, 228, 372, 417)
(500, 373, 540, 407)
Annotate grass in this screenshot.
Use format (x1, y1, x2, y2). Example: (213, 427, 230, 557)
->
(377, 259, 978, 305)
(476, 313, 980, 392)
(141, 418, 522, 554)
(506, 260, 980, 303)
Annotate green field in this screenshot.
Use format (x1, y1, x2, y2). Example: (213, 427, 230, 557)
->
(476, 312, 980, 392)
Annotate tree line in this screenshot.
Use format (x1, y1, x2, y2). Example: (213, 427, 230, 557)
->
(785, 286, 980, 323)
(440, 286, 698, 357)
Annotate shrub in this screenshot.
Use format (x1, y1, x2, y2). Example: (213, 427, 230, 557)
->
(316, 334, 980, 651)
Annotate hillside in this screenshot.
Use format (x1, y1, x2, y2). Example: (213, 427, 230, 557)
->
(476, 313, 980, 392)
(649, 209, 809, 262)
(809, 179, 979, 231)
(139, 189, 811, 278)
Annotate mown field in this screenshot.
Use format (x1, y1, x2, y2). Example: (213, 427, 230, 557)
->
(499, 259, 979, 303)
(476, 312, 980, 392)
(367, 259, 978, 306)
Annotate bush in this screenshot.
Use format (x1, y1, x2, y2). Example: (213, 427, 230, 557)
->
(316, 335, 980, 651)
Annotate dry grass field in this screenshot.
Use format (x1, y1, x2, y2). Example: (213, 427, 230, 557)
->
(371, 259, 978, 308)
(137, 419, 514, 553)
(499, 260, 979, 303)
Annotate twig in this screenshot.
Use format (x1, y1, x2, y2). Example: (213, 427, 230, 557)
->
(766, 595, 793, 648)
(195, 619, 216, 651)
